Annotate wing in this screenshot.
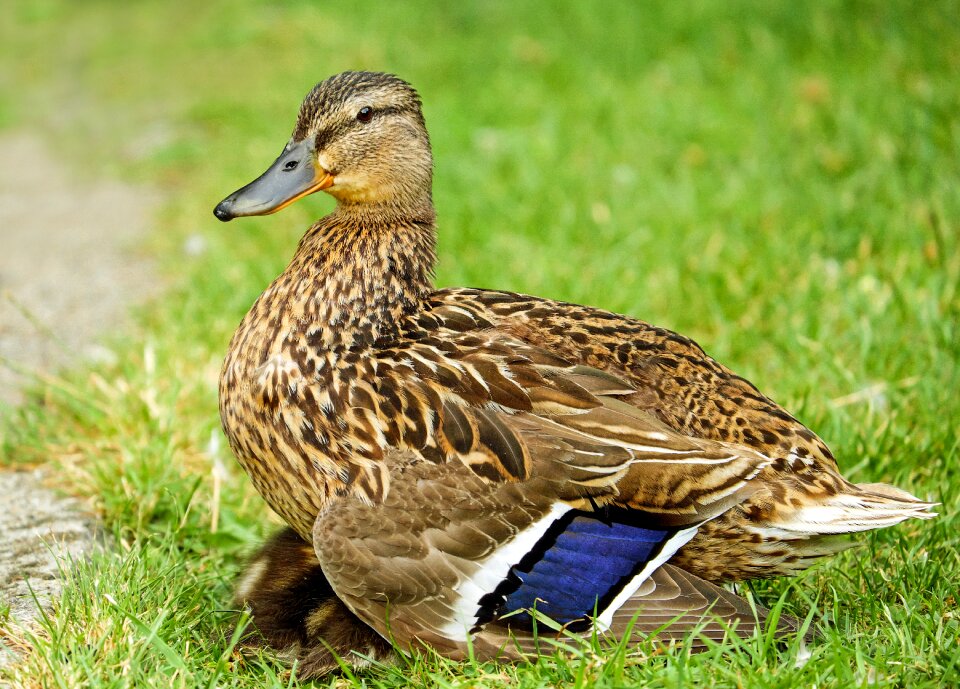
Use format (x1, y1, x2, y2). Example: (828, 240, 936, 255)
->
(427, 288, 841, 475)
(312, 451, 796, 660)
(366, 322, 774, 523)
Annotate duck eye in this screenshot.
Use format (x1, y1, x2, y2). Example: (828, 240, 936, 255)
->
(356, 106, 374, 123)
(283, 160, 299, 171)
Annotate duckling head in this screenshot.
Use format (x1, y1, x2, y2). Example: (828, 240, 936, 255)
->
(214, 71, 432, 221)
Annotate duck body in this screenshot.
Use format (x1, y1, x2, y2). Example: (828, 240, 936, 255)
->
(216, 71, 933, 672)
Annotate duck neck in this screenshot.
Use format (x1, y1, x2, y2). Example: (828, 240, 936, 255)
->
(284, 200, 437, 351)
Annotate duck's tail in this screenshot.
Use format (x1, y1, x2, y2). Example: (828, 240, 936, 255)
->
(770, 481, 937, 537)
(673, 479, 935, 580)
(747, 480, 937, 575)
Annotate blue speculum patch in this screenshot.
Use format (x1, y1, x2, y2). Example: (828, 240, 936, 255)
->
(475, 509, 675, 630)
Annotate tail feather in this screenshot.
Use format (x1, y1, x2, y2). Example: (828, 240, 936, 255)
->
(771, 482, 936, 537)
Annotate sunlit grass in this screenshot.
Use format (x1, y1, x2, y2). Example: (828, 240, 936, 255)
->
(1, 1, 957, 686)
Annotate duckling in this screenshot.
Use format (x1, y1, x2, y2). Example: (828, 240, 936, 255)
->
(215, 71, 934, 672)
(232, 527, 393, 675)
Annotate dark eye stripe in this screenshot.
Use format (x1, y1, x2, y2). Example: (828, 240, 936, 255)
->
(314, 122, 350, 151)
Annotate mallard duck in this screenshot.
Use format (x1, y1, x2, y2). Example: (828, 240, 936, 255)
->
(215, 71, 934, 675)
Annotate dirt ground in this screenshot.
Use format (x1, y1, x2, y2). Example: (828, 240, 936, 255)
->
(0, 131, 158, 663)
(0, 132, 159, 405)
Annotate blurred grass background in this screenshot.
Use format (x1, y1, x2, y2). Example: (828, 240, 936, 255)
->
(1, 1, 958, 687)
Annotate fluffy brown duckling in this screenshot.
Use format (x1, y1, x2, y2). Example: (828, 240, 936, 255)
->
(232, 527, 393, 676)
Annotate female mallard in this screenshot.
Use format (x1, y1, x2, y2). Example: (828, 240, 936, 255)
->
(215, 71, 934, 674)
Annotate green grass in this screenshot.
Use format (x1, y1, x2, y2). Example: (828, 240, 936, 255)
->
(1, 1, 958, 687)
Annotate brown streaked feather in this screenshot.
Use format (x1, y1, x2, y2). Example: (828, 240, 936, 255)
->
(439, 400, 475, 455)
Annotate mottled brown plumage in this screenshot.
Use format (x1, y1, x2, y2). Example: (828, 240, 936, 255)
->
(218, 71, 934, 678)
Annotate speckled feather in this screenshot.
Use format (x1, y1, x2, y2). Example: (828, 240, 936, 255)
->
(220, 71, 934, 675)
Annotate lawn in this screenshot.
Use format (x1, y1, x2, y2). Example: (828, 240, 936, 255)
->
(1, 1, 957, 687)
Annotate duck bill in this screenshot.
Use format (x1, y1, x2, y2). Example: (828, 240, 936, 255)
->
(213, 139, 334, 221)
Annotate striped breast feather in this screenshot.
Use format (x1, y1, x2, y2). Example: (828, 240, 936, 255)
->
(473, 507, 702, 632)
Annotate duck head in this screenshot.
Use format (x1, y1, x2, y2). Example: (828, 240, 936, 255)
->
(214, 71, 432, 221)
